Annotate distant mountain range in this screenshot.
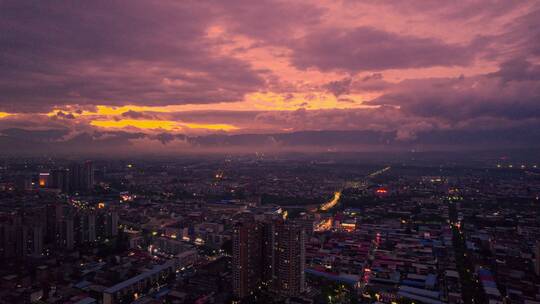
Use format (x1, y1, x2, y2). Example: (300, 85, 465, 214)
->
(1, 127, 539, 157)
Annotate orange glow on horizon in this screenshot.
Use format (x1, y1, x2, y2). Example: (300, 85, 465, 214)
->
(182, 122, 238, 131)
(90, 119, 238, 131)
(90, 119, 178, 130)
(46, 91, 379, 119)
(47, 105, 173, 117)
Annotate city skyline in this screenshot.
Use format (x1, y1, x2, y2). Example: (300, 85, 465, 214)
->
(1, 1, 540, 154)
(2, 3, 540, 302)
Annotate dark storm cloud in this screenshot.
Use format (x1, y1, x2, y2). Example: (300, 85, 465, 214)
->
(0, 1, 265, 112)
(291, 27, 483, 72)
(369, 59, 540, 121)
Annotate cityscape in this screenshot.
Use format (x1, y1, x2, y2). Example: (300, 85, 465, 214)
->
(1, 1, 540, 304)
(1, 156, 539, 303)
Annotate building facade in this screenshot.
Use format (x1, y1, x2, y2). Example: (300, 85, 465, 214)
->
(232, 216, 306, 299)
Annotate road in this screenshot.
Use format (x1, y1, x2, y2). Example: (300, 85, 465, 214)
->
(367, 166, 391, 178)
(317, 166, 391, 213)
(319, 191, 341, 211)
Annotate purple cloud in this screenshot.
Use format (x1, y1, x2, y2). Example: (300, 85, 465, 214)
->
(0, 1, 265, 112)
(369, 59, 540, 120)
(291, 26, 482, 72)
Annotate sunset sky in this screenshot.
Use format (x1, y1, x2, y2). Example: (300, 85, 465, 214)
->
(1, 1, 539, 154)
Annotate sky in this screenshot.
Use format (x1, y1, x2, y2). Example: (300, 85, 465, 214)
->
(1, 1, 539, 154)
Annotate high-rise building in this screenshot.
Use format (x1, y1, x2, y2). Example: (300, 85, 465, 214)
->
(69, 162, 82, 191)
(275, 221, 305, 297)
(108, 210, 119, 237)
(69, 161, 95, 192)
(0, 219, 18, 258)
(261, 221, 276, 286)
(232, 216, 306, 299)
(51, 169, 70, 192)
(83, 160, 95, 190)
(232, 219, 263, 299)
(0, 211, 45, 258)
(50, 202, 118, 250)
(535, 241, 540, 276)
(22, 225, 43, 257)
(88, 212, 96, 242)
(14, 174, 33, 191)
(62, 216, 75, 250)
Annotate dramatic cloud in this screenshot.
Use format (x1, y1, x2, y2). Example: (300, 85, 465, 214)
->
(0, 1, 265, 112)
(214, 0, 325, 44)
(0, 1, 539, 154)
(324, 78, 352, 97)
(370, 59, 540, 121)
(291, 26, 481, 72)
